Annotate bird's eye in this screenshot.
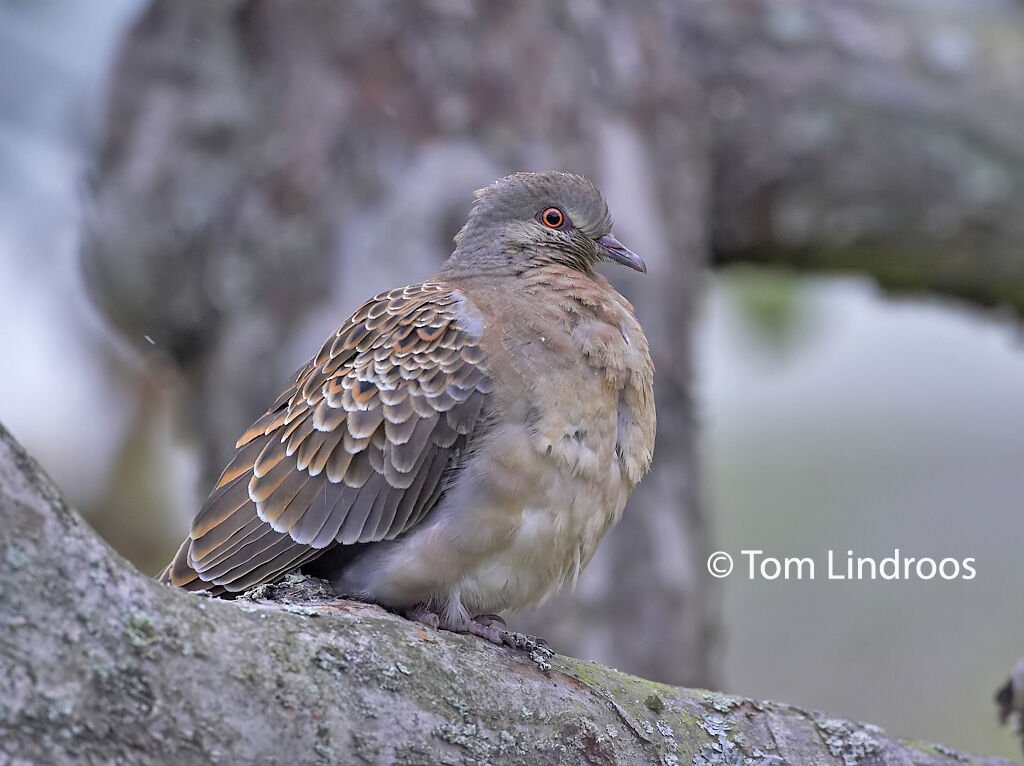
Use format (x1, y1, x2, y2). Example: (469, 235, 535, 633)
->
(540, 207, 565, 229)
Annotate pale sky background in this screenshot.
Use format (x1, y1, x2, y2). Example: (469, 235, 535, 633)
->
(0, 1, 1021, 759)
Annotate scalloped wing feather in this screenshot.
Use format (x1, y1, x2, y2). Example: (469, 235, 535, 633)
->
(161, 281, 490, 593)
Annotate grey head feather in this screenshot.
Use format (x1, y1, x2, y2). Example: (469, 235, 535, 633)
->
(444, 171, 616, 277)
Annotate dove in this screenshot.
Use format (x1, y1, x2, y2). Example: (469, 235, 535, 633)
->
(161, 171, 655, 646)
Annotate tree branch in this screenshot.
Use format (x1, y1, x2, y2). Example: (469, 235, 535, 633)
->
(697, 0, 1024, 313)
(0, 423, 1013, 765)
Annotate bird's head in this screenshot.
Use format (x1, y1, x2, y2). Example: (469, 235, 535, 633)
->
(447, 171, 645, 277)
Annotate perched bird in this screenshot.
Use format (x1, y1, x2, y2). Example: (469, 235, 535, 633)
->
(161, 171, 656, 646)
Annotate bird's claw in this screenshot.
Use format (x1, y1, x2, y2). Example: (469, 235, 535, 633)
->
(468, 616, 551, 655)
(405, 605, 552, 657)
(405, 604, 440, 629)
(472, 612, 507, 629)
(496, 629, 553, 657)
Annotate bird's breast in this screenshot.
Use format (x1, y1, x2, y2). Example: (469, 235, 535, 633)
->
(341, 269, 655, 615)
(471, 270, 654, 487)
(452, 421, 629, 614)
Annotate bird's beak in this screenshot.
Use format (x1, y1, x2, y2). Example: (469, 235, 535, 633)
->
(596, 234, 646, 273)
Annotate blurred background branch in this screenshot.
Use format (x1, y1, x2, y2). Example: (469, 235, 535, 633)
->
(703, 1, 1024, 312)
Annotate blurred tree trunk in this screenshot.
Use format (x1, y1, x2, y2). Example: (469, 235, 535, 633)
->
(82, 0, 1024, 689)
(0, 423, 1014, 766)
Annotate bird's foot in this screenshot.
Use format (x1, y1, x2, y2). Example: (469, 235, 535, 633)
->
(405, 604, 441, 629)
(404, 605, 553, 658)
(482, 624, 554, 671)
(472, 613, 506, 629)
(483, 624, 553, 657)
(465, 617, 554, 659)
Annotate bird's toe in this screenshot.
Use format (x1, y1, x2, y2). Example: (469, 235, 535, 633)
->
(405, 604, 441, 629)
(472, 612, 507, 629)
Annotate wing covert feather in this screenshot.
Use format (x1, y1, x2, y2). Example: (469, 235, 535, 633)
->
(162, 281, 490, 592)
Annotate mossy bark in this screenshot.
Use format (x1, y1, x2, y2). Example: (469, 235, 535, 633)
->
(0, 423, 1015, 766)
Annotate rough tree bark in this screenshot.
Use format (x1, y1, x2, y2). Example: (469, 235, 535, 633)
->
(80, 0, 1024, 693)
(0, 423, 1015, 766)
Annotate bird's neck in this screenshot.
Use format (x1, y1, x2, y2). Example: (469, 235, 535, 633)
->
(439, 248, 521, 281)
(441, 240, 599, 282)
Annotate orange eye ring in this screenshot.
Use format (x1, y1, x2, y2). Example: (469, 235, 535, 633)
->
(540, 207, 565, 229)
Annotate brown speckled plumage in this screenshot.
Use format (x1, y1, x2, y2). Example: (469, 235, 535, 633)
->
(161, 171, 655, 644)
(163, 282, 490, 592)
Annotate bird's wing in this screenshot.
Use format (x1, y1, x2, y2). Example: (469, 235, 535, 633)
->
(163, 281, 491, 593)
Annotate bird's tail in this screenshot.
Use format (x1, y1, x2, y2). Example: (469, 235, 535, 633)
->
(156, 538, 228, 596)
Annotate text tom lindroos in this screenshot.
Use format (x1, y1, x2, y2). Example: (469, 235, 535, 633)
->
(739, 549, 977, 581)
